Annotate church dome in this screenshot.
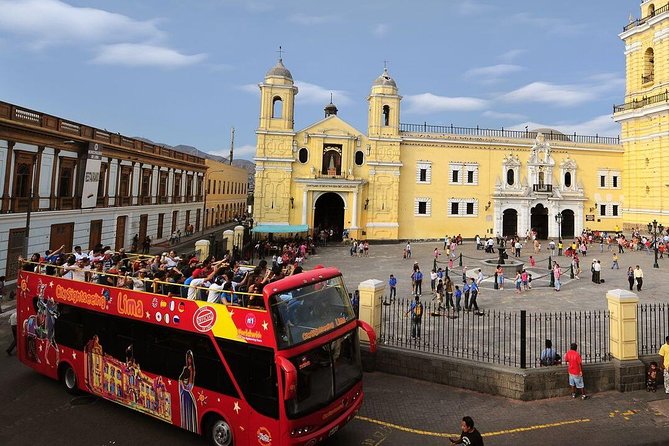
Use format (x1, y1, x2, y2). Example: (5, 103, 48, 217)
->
(265, 58, 293, 80)
(372, 68, 397, 88)
(532, 128, 571, 141)
(324, 101, 338, 117)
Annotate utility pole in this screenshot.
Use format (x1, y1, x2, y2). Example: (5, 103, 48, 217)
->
(229, 127, 235, 165)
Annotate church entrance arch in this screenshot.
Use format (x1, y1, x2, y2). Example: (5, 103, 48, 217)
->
(561, 209, 575, 239)
(531, 204, 549, 240)
(314, 192, 345, 241)
(502, 209, 518, 237)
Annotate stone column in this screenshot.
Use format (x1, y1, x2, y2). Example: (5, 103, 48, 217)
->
(223, 229, 234, 254)
(607, 288, 645, 391)
(195, 239, 210, 261)
(1, 140, 14, 212)
(233, 225, 245, 252)
(357, 279, 384, 343)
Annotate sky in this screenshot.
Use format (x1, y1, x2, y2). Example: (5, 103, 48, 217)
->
(0, 0, 640, 160)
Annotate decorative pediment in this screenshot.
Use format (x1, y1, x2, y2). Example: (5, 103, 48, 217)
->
(503, 154, 521, 167)
(560, 157, 577, 170)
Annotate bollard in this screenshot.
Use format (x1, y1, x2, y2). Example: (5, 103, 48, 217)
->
(445, 266, 449, 278)
(549, 270, 555, 288)
(493, 272, 499, 290)
(433, 258, 437, 271)
(547, 255, 552, 270)
(459, 253, 463, 267)
(570, 264, 575, 279)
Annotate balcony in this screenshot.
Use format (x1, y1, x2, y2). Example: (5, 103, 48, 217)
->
(613, 90, 669, 113)
(532, 184, 552, 193)
(642, 73, 654, 84)
(623, 4, 669, 32)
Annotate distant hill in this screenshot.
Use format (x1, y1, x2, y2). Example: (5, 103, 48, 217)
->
(133, 138, 255, 171)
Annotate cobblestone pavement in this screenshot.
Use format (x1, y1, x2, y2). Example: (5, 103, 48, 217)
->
(328, 371, 669, 446)
(306, 240, 669, 311)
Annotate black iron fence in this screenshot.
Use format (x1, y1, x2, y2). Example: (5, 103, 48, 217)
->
(613, 90, 669, 113)
(379, 298, 611, 368)
(399, 123, 620, 145)
(638, 303, 669, 356)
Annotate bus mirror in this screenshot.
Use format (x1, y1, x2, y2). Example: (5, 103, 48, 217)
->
(357, 320, 377, 353)
(276, 356, 297, 401)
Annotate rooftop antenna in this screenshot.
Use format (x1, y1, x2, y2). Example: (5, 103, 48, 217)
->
(229, 127, 235, 165)
(330, 92, 333, 104)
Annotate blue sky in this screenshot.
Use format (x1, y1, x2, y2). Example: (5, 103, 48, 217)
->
(0, 0, 637, 160)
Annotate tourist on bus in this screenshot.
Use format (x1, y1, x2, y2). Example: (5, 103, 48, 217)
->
(187, 268, 216, 300)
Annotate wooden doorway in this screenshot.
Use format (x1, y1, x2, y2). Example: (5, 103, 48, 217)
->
(139, 214, 148, 243)
(115, 216, 127, 251)
(6, 228, 26, 279)
(171, 210, 178, 234)
(89, 220, 103, 249)
(157, 213, 165, 239)
(50, 223, 74, 253)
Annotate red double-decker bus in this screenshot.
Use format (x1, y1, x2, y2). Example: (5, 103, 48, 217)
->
(16, 265, 376, 445)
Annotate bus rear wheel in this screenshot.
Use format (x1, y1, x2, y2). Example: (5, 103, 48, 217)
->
(205, 416, 233, 446)
(60, 363, 79, 395)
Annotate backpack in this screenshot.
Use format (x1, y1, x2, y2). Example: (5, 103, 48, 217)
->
(414, 302, 423, 318)
(415, 271, 423, 281)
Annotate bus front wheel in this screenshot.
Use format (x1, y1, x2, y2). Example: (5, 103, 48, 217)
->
(59, 363, 79, 395)
(205, 416, 233, 446)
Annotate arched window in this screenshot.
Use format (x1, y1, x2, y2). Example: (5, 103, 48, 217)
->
(355, 151, 364, 166)
(298, 148, 308, 163)
(649, 4, 656, 16)
(382, 105, 390, 126)
(564, 172, 572, 188)
(538, 171, 545, 187)
(644, 48, 654, 83)
(506, 169, 514, 186)
(272, 96, 283, 118)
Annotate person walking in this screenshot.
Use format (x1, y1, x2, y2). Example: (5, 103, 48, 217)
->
(468, 278, 480, 313)
(6, 310, 17, 355)
(388, 274, 397, 301)
(553, 262, 562, 292)
(449, 416, 484, 446)
(405, 241, 412, 259)
(406, 295, 423, 339)
(611, 253, 619, 269)
(627, 266, 635, 291)
(412, 267, 424, 296)
(659, 336, 669, 394)
(564, 342, 589, 399)
(634, 265, 644, 291)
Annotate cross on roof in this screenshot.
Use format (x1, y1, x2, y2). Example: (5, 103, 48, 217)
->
(277, 46, 285, 60)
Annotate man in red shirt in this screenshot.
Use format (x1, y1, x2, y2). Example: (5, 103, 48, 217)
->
(564, 342, 589, 399)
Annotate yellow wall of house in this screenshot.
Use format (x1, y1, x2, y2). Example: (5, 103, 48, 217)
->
(204, 159, 248, 226)
(615, 2, 669, 230)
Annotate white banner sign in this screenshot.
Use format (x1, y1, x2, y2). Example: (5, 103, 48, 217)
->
(81, 142, 103, 209)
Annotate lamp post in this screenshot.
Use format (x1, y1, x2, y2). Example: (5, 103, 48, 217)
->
(555, 211, 562, 241)
(647, 219, 664, 268)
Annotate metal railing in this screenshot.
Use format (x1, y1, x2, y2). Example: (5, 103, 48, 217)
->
(623, 3, 669, 32)
(614, 89, 669, 113)
(379, 298, 611, 368)
(399, 123, 620, 145)
(532, 184, 553, 193)
(638, 303, 669, 355)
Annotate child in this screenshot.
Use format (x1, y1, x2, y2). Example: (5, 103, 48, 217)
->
(647, 361, 659, 392)
(521, 269, 529, 291)
(454, 285, 462, 311)
(529, 256, 536, 267)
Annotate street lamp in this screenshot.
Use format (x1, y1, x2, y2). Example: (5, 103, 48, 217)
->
(647, 219, 664, 269)
(555, 212, 562, 240)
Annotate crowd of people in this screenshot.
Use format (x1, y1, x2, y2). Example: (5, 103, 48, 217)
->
(17, 242, 307, 308)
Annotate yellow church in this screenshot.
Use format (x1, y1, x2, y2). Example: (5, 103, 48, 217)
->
(254, 0, 669, 243)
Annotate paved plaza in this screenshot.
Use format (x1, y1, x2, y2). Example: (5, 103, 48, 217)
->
(307, 240, 669, 312)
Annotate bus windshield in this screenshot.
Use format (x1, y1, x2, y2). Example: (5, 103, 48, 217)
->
(269, 275, 356, 349)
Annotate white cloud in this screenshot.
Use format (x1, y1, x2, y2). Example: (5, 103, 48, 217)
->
(465, 64, 523, 83)
(458, 0, 489, 16)
(508, 12, 586, 36)
(499, 82, 596, 107)
(483, 110, 527, 121)
(289, 13, 335, 25)
(207, 144, 257, 161)
(92, 43, 206, 68)
(240, 84, 259, 94)
(510, 114, 620, 137)
(373, 24, 390, 37)
(0, 0, 163, 49)
(404, 93, 489, 114)
(294, 81, 352, 106)
(498, 49, 525, 63)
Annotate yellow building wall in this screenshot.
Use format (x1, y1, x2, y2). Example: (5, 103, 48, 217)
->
(204, 159, 248, 228)
(615, 3, 669, 230)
